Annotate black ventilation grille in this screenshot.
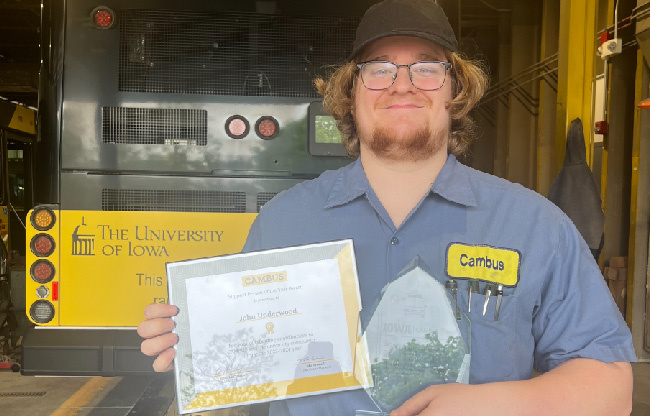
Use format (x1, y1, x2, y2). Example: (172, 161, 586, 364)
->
(102, 107, 207, 145)
(102, 189, 246, 213)
(118, 10, 358, 97)
(256, 192, 277, 212)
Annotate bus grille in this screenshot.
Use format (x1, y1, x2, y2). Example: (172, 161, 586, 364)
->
(102, 189, 246, 213)
(256, 192, 277, 212)
(102, 107, 207, 145)
(118, 10, 358, 97)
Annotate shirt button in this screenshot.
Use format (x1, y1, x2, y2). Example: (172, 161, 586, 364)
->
(390, 237, 399, 245)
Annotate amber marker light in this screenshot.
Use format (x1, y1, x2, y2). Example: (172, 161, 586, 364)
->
(30, 206, 56, 231)
(92, 6, 115, 29)
(639, 98, 650, 109)
(31, 234, 56, 257)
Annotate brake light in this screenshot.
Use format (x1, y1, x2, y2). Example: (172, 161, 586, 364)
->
(256, 116, 279, 140)
(92, 7, 115, 29)
(30, 234, 55, 257)
(30, 259, 55, 283)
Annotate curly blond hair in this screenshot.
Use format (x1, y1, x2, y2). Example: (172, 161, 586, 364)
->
(314, 52, 488, 158)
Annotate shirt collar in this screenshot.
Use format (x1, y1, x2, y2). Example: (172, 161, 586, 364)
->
(324, 154, 478, 209)
(431, 154, 477, 207)
(324, 158, 369, 209)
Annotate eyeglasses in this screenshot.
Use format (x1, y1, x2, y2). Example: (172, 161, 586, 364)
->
(356, 60, 452, 91)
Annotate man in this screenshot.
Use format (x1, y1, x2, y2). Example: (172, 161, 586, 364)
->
(139, 0, 636, 414)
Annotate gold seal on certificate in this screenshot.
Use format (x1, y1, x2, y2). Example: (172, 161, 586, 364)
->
(167, 239, 371, 414)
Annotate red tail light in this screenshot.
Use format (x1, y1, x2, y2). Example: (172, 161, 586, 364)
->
(30, 259, 55, 283)
(256, 116, 279, 140)
(30, 234, 55, 257)
(92, 7, 115, 29)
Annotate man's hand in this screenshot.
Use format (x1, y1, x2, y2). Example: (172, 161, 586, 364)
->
(390, 359, 633, 416)
(137, 303, 179, 372)
(390, 383, 477, 416)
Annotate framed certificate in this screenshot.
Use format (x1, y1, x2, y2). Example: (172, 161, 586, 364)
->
(167, 239, 371, 414)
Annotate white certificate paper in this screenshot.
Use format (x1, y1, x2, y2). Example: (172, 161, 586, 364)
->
(167, 240, 371, 414)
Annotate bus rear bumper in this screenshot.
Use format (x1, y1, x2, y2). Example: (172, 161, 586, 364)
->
(21, 327, 155, 376)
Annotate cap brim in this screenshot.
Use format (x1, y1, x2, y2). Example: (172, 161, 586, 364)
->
(349, 30, 458, 61)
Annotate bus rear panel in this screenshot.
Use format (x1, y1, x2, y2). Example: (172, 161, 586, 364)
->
(23, 0, 367, 376)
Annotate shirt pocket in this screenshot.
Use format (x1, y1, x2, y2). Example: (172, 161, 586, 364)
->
(457, 282, 519, 383)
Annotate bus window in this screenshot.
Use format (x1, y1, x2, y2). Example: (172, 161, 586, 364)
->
(7, 141, 31, 256)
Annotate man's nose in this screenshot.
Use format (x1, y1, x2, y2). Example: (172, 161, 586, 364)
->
(389, 66, 416, 92)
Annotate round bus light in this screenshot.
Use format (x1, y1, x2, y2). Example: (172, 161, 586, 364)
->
(225, 115, 250, 139)
(30, 300, 55, 324)
(91, 6, 115, 29)
(30, 259, 55, 284)
(255, 116, 279, 140)
(30, 206, 56, 231)
(30, 234, 56, 257)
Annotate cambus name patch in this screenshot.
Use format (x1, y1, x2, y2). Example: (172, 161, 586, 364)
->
(446, 243, 520, 286)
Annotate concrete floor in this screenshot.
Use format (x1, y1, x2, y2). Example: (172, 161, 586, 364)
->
(0, 363, 648, 415)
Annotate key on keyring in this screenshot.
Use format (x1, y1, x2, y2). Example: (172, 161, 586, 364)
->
(494, 284, 504, 321)
(482, 284, 497, 316)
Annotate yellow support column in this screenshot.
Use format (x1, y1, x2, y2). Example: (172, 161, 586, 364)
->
(537, 0, 560, 196)
(626, 49, 645, 326)
(555, 0, 598, 171)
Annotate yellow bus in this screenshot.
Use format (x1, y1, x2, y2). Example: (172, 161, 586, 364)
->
(23, 0, 361, 376)
(0, 98, 36, 366)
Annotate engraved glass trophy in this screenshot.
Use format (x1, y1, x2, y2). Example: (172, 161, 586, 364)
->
(355, 257, 471, 415)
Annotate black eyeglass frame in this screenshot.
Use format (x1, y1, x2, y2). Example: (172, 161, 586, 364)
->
(356, 60, 453, 91)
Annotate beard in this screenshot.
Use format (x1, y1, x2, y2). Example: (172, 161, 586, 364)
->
(361, 122, 447, 162)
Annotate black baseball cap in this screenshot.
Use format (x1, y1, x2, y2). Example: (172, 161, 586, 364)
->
(350, 0, 458, 60)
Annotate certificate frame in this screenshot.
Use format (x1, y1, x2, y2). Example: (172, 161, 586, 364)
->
(167, 239, 371, 414)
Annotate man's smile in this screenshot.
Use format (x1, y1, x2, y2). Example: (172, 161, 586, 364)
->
(381, 102, 427, 110)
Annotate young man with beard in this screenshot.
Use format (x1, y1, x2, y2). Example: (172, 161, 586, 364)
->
(139, 0, 636, 414)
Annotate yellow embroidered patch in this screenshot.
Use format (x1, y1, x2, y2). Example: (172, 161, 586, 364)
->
(446, 243, 520, 286)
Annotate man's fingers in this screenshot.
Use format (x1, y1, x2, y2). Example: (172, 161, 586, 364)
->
(141, 332, 179, 357)
(152, 347, 176, 372)
(391, 386, 440, 416)
(143, 303, 179, 320)
(137, 317, 175, 339)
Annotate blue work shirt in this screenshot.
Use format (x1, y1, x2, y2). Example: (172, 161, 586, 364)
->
(243, 154, 636, 416)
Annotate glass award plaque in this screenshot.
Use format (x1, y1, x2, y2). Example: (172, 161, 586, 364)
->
(356, 257, 471, 415)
